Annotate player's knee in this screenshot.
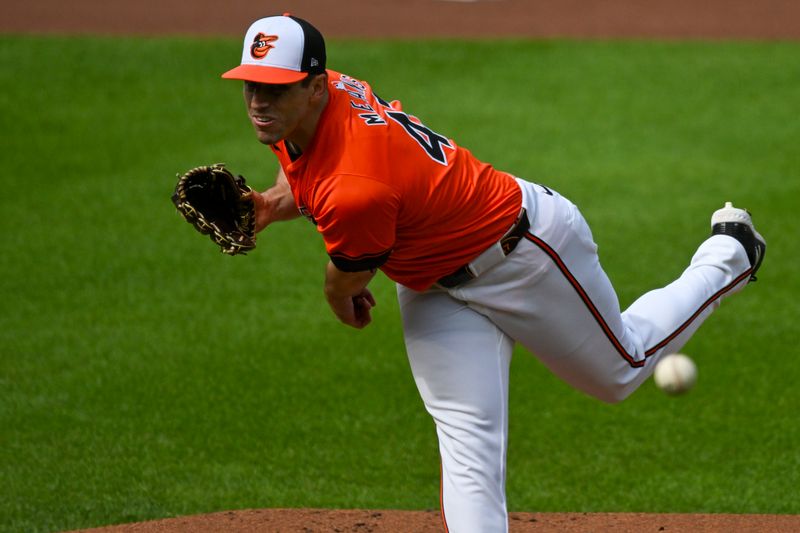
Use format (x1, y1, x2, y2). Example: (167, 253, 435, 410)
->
(590, 383, 636, 404)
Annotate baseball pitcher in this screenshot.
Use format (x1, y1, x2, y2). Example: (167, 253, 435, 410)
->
(174, 14, 766, 533)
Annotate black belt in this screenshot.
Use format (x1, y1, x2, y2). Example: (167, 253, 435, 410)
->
(437, 208, 529, 289)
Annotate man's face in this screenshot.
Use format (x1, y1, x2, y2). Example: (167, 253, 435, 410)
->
(243, 79, 316, 146)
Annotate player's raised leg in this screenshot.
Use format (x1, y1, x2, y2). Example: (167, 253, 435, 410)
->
(610, 200, 765, 367)
(457, 183, 760, 403)
(398, 285, 514, 533)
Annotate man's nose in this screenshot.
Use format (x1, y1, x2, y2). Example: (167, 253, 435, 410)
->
(249, 87, 272, 107)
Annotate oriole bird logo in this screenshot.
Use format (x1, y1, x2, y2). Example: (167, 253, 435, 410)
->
(250, 33, 278, 59)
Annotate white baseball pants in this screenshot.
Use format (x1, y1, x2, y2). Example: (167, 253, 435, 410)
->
(397, 179, 752, 533)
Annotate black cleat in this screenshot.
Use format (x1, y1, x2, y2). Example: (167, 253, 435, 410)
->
(711, 202, 766, 281)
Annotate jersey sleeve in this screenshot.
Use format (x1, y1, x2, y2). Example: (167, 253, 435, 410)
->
(314, 175, 400, 272)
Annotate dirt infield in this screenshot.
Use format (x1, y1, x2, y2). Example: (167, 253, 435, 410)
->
(72, 509, 800, 532)
(9, 1, 797, 532)
(4, 0, 800, 39)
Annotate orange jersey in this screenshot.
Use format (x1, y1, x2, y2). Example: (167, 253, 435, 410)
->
(271, 71, 522, 291)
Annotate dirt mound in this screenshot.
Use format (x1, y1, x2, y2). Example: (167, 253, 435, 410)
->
(71, 509, 799, 532)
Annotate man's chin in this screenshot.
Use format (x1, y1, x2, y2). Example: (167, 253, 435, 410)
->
(256, 133, 281, 145)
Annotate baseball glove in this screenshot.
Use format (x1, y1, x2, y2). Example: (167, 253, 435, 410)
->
(171, 163, 257, 255)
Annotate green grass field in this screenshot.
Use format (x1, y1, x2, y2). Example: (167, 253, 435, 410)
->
(1, 35, 799, 532)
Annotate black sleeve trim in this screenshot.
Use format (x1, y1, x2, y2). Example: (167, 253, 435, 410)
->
(329, 249, 391, 272)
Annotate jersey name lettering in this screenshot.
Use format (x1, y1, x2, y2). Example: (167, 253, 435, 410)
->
(359, 113, 387, 125)
(334, 75, 453, 164)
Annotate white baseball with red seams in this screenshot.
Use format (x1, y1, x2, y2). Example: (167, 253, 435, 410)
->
(654, 353, 698, 395)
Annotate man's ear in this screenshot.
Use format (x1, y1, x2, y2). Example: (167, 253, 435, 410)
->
(311, 73, 328, 99)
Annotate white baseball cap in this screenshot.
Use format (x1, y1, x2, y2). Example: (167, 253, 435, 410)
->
(222, 14, 326, 84)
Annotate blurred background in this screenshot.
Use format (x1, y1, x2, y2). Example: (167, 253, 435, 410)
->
(3, 0, 800, 39)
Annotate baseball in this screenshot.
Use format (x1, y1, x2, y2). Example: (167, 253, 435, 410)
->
(653, 353, 697, 395)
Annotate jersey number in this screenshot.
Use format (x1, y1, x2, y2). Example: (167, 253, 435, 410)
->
(385, 111, 453, 166)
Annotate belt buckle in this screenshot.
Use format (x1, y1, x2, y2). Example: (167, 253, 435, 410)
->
(500, 208, 528, 255)
(500, 234, 520, 255)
